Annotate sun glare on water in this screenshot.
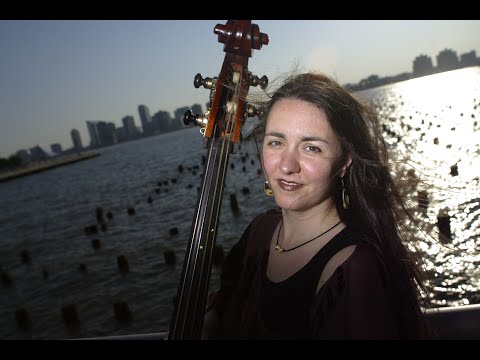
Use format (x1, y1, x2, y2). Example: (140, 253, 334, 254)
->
(363, 67, 480, 306)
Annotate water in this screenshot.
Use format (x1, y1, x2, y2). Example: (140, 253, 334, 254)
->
(1, 67, 479, 339)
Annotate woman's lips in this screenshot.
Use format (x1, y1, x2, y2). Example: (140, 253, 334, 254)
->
(276, 179, 303, 191)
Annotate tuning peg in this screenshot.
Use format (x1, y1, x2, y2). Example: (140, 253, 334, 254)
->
(248, 72, 268, 89)
(193, 73, 216, 90)
(183, 109, 209, 127)
(245, 104, 265, 119)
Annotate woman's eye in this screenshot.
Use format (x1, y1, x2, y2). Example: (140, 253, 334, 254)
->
(305, 145, 321, 153)
(268, 140, 282, 147)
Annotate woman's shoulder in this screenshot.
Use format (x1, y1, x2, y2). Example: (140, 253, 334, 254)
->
(316, 228, 379, 289)
(334, 231, 389, 286)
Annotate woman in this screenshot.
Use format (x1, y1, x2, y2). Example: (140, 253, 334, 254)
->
(203, 72, 430, 339)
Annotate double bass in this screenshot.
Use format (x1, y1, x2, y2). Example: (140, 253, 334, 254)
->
(168, 20, 269, 339)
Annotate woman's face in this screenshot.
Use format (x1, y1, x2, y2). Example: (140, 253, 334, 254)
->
(262, 98, 347, 212)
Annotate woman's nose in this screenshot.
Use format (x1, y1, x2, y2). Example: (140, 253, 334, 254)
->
(279, 148, 300, 174)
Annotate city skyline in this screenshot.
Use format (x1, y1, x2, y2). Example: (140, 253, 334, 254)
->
(1, 20, 479, 157)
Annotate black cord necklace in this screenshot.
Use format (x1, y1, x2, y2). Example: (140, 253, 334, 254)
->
(275, 219, 342, 253)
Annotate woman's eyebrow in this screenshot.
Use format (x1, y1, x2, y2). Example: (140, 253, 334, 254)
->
(265, 132, 329, 144)
(264, 131, 284, 138)
(301, 136, 329, 144)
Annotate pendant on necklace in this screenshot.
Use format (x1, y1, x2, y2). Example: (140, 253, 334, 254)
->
(275, 244, 284, 253)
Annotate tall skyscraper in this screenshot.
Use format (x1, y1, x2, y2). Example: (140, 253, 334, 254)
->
(96, 121, 117, 146)
(71, 129, 83, 150)
(86, 121, 101, 147)
(152, 110, 172, 133)
(122, 115, 137, 138)
(138, 105, 153, 136)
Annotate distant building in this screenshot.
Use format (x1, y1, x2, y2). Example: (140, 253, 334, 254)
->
(358, 74, 380, 89)
(71, 128, 83, 151)
(138, 105, 153, 136)
(96, 121, 117, 146)
(115, 126, 128, 142)
(16, 149, 31, 164)
(344, 47, 479, 92)
(86, 121, 101, 147)
(436, 48, 460, 72)
(122, 115, 138, 138)
(50, 143, 62, 155)
(460, 50, 478, 67)
(152, 110, 173, 133)
(29, 145, 49, 161)
(413, 54, 434, 77)
(86, 121, 117, 147)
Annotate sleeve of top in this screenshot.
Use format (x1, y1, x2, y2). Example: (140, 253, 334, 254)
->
(310, 244, 400, 339)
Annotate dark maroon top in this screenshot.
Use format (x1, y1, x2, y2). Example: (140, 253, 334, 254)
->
(208, 208, 425, 339)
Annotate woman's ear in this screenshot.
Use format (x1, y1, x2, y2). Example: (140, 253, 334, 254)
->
(339, 155, 352, 177)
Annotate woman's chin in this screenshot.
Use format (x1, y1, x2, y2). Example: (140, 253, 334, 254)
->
(274, 197, 308, 212)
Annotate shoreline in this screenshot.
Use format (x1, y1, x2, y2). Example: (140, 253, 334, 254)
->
(0, 151, 100, 183)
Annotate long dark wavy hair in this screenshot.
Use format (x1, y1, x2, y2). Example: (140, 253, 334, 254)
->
(249, 72, 430, 338)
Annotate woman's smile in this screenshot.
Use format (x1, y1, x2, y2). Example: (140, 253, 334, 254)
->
(276, 179, 303, 192)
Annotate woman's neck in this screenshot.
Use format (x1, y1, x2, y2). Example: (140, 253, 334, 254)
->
(280, 201, 341, 243)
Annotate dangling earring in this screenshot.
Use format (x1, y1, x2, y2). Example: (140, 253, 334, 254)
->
(264, 180, 274, 197)
(253, 133, 273, 197)
(341, 176, 350, 209)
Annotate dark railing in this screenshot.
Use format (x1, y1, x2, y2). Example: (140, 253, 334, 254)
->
(424, 304, 480, 339)
(78, 304, 480, 340)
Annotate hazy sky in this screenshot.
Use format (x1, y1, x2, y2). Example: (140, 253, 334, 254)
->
(1, 20, 479, 157)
